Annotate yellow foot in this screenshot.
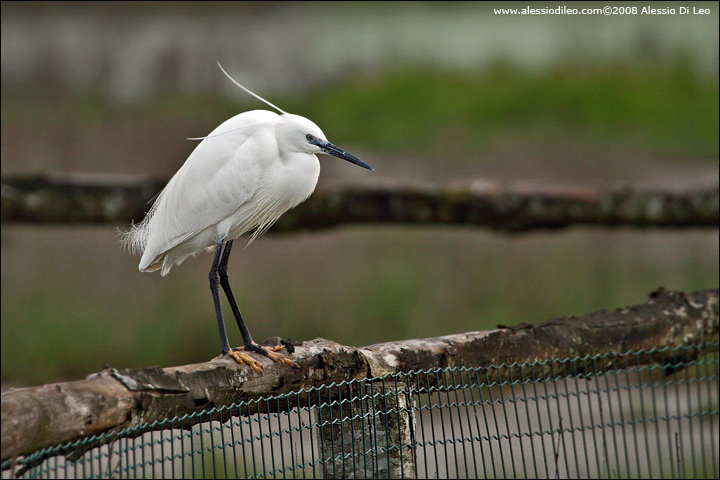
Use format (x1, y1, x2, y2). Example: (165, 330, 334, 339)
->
(228, 348, 265, 375)
(261, 344, 300, 369)
(215, 343, 299, 375)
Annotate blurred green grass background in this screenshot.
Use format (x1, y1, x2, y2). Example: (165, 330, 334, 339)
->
(4, 63, 718, 161)
(1, 3, 718, 386)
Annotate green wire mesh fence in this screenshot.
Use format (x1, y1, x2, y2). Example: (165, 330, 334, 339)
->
(2, 342, 718, 479)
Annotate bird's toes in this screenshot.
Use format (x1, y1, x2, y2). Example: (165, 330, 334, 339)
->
(248, 360, 264, 376)
(228, 350, 265, 375)
(283, 357, 300, 369)
(265, 350, 299, 368)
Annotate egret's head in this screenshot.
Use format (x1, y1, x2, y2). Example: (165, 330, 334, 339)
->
(280, 114, 374, 171)
(216, 62, 373, 171)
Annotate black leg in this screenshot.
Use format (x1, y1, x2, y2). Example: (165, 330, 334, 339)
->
(217, 239, 269, 356)
(216, 239, 297, 371)
(210, 238, 231, 355)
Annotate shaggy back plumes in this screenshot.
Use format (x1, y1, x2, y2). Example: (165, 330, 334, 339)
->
(120, 188, 167, 260)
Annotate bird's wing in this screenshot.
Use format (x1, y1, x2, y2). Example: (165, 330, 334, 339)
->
(139, 112, 281, 267)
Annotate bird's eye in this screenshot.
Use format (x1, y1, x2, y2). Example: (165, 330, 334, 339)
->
(306, 134, 315, 142)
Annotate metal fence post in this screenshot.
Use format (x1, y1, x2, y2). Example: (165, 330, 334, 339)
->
(316, 378, 416, 479)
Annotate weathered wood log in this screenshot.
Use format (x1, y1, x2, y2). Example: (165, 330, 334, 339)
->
(1, 287, 717, 463)
(2, 174, 718, 230)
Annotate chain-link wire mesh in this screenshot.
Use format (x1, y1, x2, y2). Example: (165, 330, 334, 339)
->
(3, 343, 718, 479)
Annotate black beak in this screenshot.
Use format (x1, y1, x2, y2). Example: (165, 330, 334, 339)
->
(320, 140, 374, 171)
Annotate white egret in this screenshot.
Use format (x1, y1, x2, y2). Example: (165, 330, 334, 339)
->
(124, 63, 373, 374)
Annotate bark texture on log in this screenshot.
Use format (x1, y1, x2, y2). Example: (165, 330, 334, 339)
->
(2, 174, 718, 230)
(1, 288, 718, 462)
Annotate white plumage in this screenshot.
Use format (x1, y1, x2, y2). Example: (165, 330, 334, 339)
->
(125, 110, 325, 275)
(123, 65, 372, 373)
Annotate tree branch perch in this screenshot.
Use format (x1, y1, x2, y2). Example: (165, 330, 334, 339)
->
(1, 287, 717, 463)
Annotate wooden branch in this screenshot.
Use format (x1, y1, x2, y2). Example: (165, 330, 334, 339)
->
(2, 174, 717, 231)
(1, 287, 717, 462)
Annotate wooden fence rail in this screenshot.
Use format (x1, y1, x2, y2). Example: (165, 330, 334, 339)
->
(2, 287, 717, 463)
(2, 174, 718, 231)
